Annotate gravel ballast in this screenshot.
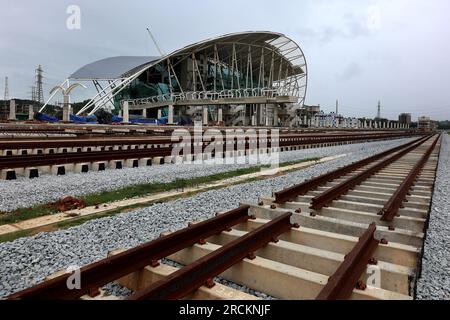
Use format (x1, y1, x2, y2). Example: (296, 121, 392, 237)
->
(416, 133, 450, 300)
(0, 138, 416, 298)
(0, 138, 410, 212)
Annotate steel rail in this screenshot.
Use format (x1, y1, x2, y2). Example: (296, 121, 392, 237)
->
(310, 135, 432, 210)
(276, 132, 419, 148)
(316, 223, 379, 300)
(128, 212, 295, 300)
(0, 134, 419, 170)
(8, 205, 252, 300)
(0, 147, 174, 169)
(0, 132, 417, 150)
(379, 135, 440, 222)
(274, 135, 427, 204)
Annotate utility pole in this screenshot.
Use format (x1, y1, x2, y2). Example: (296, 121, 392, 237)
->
(335, 99, 338, 114)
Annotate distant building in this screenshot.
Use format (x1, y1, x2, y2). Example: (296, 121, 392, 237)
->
(310, 111, 360, 128)
(418, 116, 432, 131)
(398, 113, 411, 124)
(303, 105, 320, 114)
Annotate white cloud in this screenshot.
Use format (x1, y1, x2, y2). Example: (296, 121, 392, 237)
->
(366, 5, 382, 32)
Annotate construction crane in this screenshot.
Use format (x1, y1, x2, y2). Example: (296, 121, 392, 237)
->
(146, 27, 165, 56)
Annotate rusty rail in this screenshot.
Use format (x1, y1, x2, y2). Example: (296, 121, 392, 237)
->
(379, 135, 439, 222)
(0, 132, 417, 149)
(0, 133, 420, 170)
(128, 212, 295, 300)
(310, 135, 432, 210)
(274, 135, 427, 204)
(316, 223, 379, 300)
(8, 205, 252, 300)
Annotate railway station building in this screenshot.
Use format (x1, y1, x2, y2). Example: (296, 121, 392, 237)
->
(60, 31, 307, 127)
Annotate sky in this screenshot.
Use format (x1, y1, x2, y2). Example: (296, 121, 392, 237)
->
(1, 0, 449, 120)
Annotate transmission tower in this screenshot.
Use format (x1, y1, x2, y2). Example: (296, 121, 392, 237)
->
(4, 76, 9, 100)
(34, 65, 44, 104)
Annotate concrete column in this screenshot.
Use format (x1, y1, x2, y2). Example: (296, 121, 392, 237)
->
(251, 114, 256, 126)
(142, 108, 147, 118)
(157, 109, 162, 119)
(273, 105, 278, 126)
(203, 106, 208, 125)
(62, 94, 72, 122)
(168, 105, 174, 125)
(9, 99, 16, 120)
(28, 105, 34, 120)
(122, 101, 129, 123)
(62, 105, 70, 122)
(259, 105, 263, 126)
(218, 107, 223, 123)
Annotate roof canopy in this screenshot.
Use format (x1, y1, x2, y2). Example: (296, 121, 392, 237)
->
(69, 56, 159, 80)
(69, 31, 306, 81)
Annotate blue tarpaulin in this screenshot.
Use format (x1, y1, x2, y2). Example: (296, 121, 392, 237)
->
(35, 113, 59, 123)
(112, 115, 123, 122)
(130, 118, 158, 124)
(35, 112, 168, 125)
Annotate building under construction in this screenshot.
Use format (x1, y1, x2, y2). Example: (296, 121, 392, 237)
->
(46, 31, 307, 127)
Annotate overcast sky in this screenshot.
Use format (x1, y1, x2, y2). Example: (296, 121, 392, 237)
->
(1, 0, 449, 120)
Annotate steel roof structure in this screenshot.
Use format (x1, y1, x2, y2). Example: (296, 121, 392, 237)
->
(69, 56, 160, 81)
(41, 31, 308, 117)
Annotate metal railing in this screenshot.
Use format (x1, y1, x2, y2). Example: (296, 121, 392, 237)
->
(125, 87, 288, 107)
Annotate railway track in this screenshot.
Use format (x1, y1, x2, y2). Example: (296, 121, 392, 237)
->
(7, 133, 441, 300)
(0, 132, 418, 172)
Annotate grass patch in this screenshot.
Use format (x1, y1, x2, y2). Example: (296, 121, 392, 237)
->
(0, 229, 34, 243)
(0, 157, 321, 227)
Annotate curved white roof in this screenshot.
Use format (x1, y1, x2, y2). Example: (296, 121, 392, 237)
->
(70, 56, 159, 80)
(70, 31, 307, 81)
